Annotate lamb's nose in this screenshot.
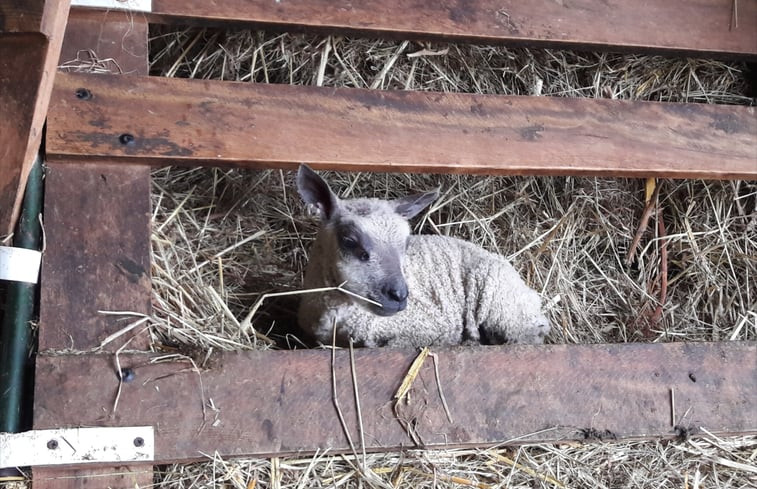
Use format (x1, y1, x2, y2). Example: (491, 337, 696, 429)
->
(385, 283, 408, 303)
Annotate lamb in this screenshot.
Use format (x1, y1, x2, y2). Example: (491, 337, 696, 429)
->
(296, 164, 551, 348)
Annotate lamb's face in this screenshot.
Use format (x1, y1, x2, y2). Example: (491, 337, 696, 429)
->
(296, 164, 438, 317)
(331, 201, 411, 316)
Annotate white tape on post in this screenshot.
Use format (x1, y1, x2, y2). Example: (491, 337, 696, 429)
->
(71, 0, 152, 12)
(0, 246, 41, 284)
(0, 426, 155, 468)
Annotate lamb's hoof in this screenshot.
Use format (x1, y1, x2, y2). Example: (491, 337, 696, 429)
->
(505, 317, 551, 345)
(526, 317, 551, 344)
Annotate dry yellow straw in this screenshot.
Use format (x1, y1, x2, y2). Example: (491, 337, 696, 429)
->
(393, 347, 430, 401)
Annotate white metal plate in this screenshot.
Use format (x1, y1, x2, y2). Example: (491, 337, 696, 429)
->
(71, 0, 152, 12)
(0, 427, 154, 468)
(0, 246, 41, 284)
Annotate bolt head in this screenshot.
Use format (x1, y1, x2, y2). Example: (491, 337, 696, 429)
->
(75, 88, 92, 100)
(119, 133, 135, 145)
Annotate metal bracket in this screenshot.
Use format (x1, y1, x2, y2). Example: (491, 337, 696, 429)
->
(0, 246, 41, 284)
(71, 0, 152, 12)
(0, 427, 154, 468)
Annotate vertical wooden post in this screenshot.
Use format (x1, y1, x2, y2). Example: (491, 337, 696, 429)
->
(32, 8, 154, 488)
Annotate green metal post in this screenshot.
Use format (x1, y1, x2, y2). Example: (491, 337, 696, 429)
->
(0, 154, 43, 433)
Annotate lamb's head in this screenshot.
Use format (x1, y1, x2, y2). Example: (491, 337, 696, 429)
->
(297, 164, 438, 316)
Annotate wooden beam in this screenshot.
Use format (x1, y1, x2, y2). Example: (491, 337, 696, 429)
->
(47, 73, 756, 180)
(33, 9, 152, 489)
(138, 0, 757, 59)
(0, 0, 70, 237)
(1, 0, 48, 33)
(39, 11, 151, 354)
(33, 342, 757, 463)
(0, 34, 47, 239)
(39, 163, 152, 352)
(56, 8, 148, 76)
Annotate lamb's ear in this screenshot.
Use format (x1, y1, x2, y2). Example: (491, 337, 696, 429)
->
(393, 188, 439, 219)
(297, 164, 339, 220)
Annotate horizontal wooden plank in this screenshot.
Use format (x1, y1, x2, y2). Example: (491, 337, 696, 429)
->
(138, 1, 757, 59)
(34, 342, 757, 462)
(47, 72, 756, 179)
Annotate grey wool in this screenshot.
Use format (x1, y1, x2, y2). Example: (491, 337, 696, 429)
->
(296, 165, 550, 348)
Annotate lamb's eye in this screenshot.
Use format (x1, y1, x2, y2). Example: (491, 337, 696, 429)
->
(359, 251, 370, 262)
(342, 237, 358, 249)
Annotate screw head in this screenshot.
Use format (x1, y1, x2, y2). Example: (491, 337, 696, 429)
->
(120, 367, 136, 383)
(75, 88, 92, 100)
(133, 437, 145, 447)
(47, 439, 59, 450)
(119, 133, 135, 145)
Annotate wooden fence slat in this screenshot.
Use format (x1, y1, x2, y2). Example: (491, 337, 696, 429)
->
(39, 11, 152, 354)
(0, 34, 48, 239)
(142, 0, 757, 59)
(33, 8, 153, 489)
(0, 0, 45, 32)
(47, 73, 756, 180)
(0, 0, 71, 237)
(39, 163, 152, 352)
(34, 342, 757, 463)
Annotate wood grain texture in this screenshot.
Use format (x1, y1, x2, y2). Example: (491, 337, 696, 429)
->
(47, 73, 757, 180)
(29, 466, 154, 489)
(39, 11, 151, 353)
(57, 8, 148, 76)
(39, 163, 152, 352)
(0, 34, 47, 239)
(0, 0, 46, 32)
(0, 0, 70, 237)
(34, 10, 152, 488)
(34, 342, 757, 463)
(146, 0, 757, 59)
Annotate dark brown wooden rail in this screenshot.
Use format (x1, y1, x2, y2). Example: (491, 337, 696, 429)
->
(47, 72, 756, 179)
(140, 0, 757, 59)
(0, 0, 70, 236)
(34, 342, 757, 463)
(33, 8, 154, 489)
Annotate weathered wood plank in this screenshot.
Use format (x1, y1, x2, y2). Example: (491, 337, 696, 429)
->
(39, 12, 151, 354)
(1, 0, 46, 33)
(29, 467, 155, 489)
(0, 34, 47, 239)
(34, 342, 757, 463)
(34, 9, 152, 489)
(56, 8, 148, 76)
(0, 0, 71, 237)
(39, 163, 152, 352)
(141, 0, 757, 59)
(47, 73, 756, 180)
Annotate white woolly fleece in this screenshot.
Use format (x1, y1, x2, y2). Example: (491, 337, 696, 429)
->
(298, 233, 550, 348)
